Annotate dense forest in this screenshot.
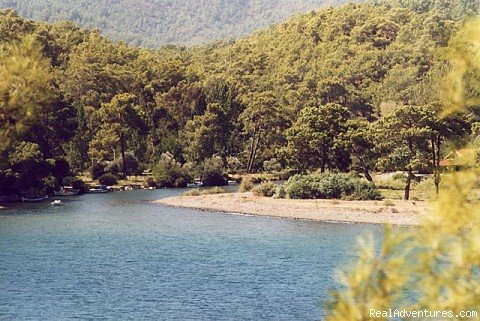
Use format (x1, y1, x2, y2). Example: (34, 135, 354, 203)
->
(0, 0, 352, 46)
(0, 0, 479, 199)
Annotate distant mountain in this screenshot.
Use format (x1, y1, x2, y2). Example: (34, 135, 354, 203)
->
(0, 0, 354, 47)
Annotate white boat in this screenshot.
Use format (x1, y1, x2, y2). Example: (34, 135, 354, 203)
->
(187, 181, 203, 188)
(88, 185, 109, 193)
(54, 186, 79, 196)
(22, 195, 49, 202)
(51, 200, 62, 206)
(228, 180, 238, 185)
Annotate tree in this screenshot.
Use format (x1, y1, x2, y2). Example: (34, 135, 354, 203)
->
(284, 104, 351, 173)
(345, 119, 378, 182)
(91, 93, 146, 178)
(374, 105, 433, 200)
(240, 91, 284, 173)
(0, 35, 52, 154)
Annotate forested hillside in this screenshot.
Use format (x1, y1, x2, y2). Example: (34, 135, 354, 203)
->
(0, 0, 352, 46)
(0, 0, 478, 199)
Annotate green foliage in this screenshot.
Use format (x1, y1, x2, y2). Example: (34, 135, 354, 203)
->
(282, 173, 383, 200)
(0, 2, 478, 196)
(152, 152, 191, 188)
(284, 104, 351, 172)
(197, 156, 227, 187)
(252, 181, 277, 197)
(61, 176, 87, 194)
(98, 173, 117, 186)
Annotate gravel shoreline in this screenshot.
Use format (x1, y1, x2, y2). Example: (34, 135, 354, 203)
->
(156, 192, 428, 226)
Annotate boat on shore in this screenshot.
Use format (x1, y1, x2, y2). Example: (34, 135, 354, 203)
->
(88, 185, 109, 194)
(22, 195, 49, 203)
(54, 186, 79, 196)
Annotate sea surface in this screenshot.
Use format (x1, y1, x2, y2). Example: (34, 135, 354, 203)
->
(0, 189, 383, 321)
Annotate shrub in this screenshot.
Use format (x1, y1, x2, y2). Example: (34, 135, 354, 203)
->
(62, 176, 88, 194)
(98, 173, 118, 186)
(104, 153, 141, 176)
(274, 185, 286, 199)
(283, 173, 382, 200)
(90, 162, 105, 180)
(252, 181, 277, 197)
(239, 177, 254, 192)
(145, 177, 156, 188)
(182, 187, 226, 197)
(152, 152, 191, 188)
(199, 156, 227, 187)
(263, 158, 282, 173)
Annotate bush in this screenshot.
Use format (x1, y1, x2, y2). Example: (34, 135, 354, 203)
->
(283, 173, 382, 200)
(98, 173, 118, 186)
(182, 187, 226, 197)
(252, 181, 277, 197)
(152, 153, 191, 188)
(239, 177, 254, 192)
(90, 162, 105, 180)
(263, 158, 282, 173)
(145, 177, 156, 188)
(199, 156, 227, 187)
(62, 176, 88, 194)
(104, 153, 141, 176)
(274, 185, 286, 199)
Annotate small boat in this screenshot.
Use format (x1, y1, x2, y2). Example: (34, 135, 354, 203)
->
(51, 200, 62, 206)
(54, 186, 79, 196)
(228, 180, 238, 185)
(88, 185, 109, 194)
(187, 181, 203, 188)
(22, 195, 49, 202)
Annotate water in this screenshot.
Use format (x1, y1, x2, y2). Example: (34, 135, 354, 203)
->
(0, 189, 383, 320)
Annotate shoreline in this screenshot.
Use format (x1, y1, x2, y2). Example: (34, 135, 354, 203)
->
(156, 192, 428, 226)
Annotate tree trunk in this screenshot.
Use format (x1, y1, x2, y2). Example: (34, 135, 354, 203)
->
(364, 168, 373, 182)
(120, 133, 127, 179)
(404, 167, 414, 201)
(320, 146, 327, 173)
(431, 135, 441, 196)
(247, 130, 262, 173)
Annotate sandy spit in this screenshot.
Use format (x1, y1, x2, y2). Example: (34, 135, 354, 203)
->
(155, 192, 428, 226)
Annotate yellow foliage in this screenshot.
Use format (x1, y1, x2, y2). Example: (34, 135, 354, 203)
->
(0, 35, 52, 152)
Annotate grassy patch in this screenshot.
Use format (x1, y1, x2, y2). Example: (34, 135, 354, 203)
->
(182, 187, 226, 197)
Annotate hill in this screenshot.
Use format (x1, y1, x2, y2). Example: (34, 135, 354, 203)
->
(0, 0, 353, 47)
(0, 0, 478, 198)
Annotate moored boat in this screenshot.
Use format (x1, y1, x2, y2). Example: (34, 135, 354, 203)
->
(54, 186, 79, 196)
(187, 181, 203, 188)
(88, 185, 109, 193)
(22, 195, 49, 202)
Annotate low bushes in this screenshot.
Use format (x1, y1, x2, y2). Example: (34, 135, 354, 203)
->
(252, 181, 277, 197)
(281, 173, 382, 200)
(182, 187, 226, 197)
(239, 177, 254, 192)
(98, 173, 118, 186)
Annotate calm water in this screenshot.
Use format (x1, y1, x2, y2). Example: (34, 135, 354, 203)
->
(0, 189, 383, 321)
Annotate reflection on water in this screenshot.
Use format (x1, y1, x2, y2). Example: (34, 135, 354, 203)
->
(0, 189, 383, 320)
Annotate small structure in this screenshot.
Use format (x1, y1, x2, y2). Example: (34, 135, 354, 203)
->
(440, 149, 478, 170)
